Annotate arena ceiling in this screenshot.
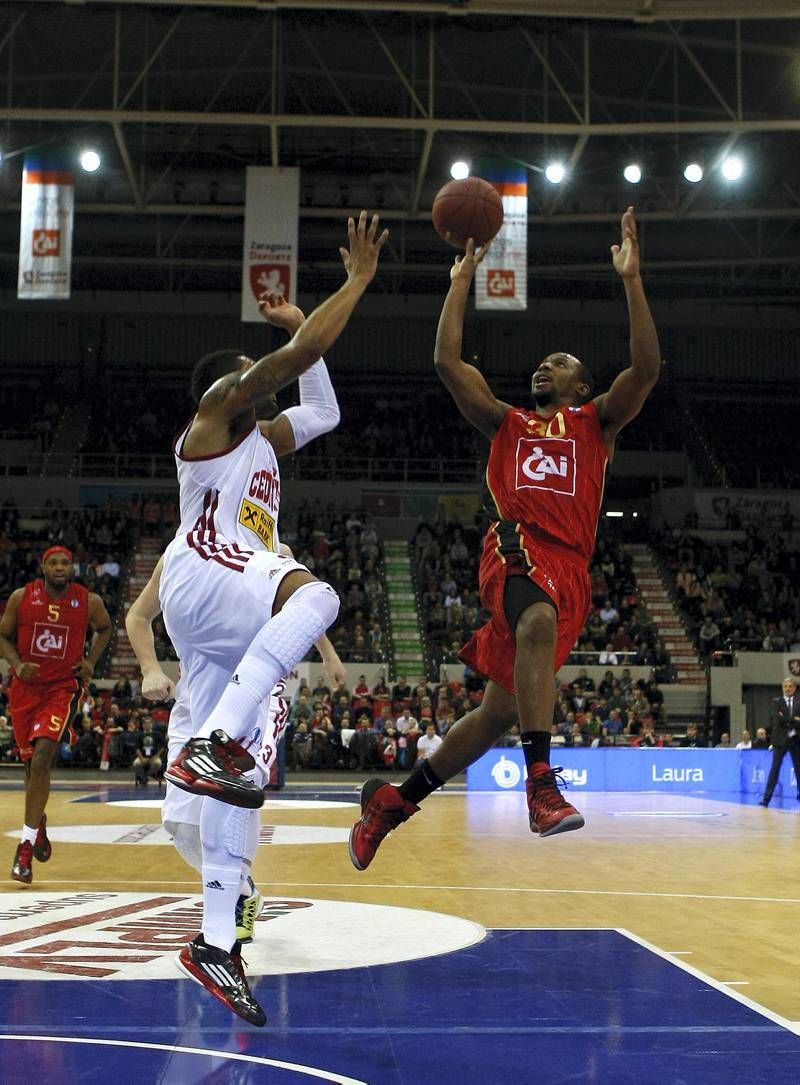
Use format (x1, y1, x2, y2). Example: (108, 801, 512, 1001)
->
(1, 0, 799, 303)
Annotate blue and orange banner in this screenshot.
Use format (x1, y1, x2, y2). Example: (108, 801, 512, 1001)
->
(18, 154, 74, 300)
(475, 159, 527, 311)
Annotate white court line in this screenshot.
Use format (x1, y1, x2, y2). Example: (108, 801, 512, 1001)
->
(665, 951, 693, 955)
(0, 1036, 367, 1083)
(720, 982, 750, 986)
(616, 929, 800, 1036)
(35, 878, 800, 906)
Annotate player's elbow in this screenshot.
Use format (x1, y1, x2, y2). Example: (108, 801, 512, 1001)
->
(322, 400, 341, 432)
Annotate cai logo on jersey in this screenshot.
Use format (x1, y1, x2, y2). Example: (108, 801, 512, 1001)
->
(30, 622, 69, 659)
(515, 437, 576, 496)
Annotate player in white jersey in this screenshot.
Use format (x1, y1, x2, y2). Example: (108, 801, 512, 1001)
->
(130, 215, 384, 1026)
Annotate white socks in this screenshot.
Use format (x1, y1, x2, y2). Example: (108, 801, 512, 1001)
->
(21, 824, 38, 845)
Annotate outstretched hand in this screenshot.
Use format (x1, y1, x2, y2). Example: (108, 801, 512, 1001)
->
(258, 291, 305, 335)
(611, 206, 640, 279)
(339, 210, 389, 284)
(450, 237, 491, 284)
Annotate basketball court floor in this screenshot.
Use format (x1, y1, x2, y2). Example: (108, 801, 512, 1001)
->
(0, 774, 799, 1083)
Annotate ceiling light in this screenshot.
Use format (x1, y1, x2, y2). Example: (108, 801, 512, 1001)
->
(80, 150, 101, 173)
(721, 155, 744, 181)
(623, 163, 642, 184)
(683, 162, 703, 183)
(450, 160, 470, 181)
(544, 162, 565, 185)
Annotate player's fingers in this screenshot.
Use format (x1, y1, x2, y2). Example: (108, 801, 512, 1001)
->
(339, 246, 349, 264)
(610, 244, 620, 256)
(375, 227, 389, 249)
(366, 213, 380, 240)
(357, 209, 368, 236)
(346, 217, 356, 244)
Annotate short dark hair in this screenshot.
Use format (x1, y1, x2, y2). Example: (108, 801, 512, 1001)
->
(190, 349, 245, 405)
(577, 362, 595, 403)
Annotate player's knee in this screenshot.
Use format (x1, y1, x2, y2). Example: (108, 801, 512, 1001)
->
(30, 740, 55, 775)
(287, 578, 340, 629)
(222, 807, 253, 861)
(515, 602, 557, 648)
(166, 820, 203, 873)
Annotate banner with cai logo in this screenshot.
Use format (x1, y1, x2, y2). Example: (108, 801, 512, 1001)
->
(241, 166, 299, 322)
(17, 154, 74, 300)
(474, 159, 527, 311)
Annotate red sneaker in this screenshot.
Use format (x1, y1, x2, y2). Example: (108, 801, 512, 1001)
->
(11, 840, 33, 884)
(165, 730, 263, 809)
(33, 814, 51, 863)
(176, 935, 266, 1027)
(348, 779, 419, 871)
(526, 765, 585, 837)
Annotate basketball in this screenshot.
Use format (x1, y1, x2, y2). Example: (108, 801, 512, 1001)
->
(431, 176, 504, 249)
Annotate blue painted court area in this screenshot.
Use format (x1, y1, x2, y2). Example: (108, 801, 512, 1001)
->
(0, 929, 797, 1084)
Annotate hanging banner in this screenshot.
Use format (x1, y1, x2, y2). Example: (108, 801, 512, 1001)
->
(17, 154, 74, 300)
(241, 166, 299, 322)
(474, 159, 527, 311)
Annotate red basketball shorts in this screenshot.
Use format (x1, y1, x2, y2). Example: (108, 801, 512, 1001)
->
(8, 679, 81, 761)
(459, 535, 591, 695)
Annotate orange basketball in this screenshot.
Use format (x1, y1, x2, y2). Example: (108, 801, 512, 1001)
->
(431, 176, 504, 249)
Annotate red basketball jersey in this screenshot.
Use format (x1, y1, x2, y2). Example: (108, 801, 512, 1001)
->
(484, 402, 609, 562)
(14, 579, 90, 684)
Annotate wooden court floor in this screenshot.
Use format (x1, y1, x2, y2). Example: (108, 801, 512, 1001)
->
(1, 772, 798, 1024)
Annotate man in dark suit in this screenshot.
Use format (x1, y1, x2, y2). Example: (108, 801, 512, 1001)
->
(760, 677, 800, 807)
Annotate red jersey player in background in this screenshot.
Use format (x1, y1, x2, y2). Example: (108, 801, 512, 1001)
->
(0, 545, 112, 883)
(350, 206, 661, 869)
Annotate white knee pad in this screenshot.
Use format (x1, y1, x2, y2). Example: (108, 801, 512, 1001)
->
(165, 820, 203, 874)
(200, 802, 257, 865)
(223, 806, 254, 861)
(266, 579, 340, 672)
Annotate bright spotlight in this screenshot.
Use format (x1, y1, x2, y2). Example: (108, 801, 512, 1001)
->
(683, 162, 703, 183)
(721, 155, 744, 181)
(544, 162, 565, 185)
(450, 160, 470, 181)
(623, 163, 642, 184)
(80, 150, 101, 173)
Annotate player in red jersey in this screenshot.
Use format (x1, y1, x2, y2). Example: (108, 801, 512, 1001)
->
(0, 546, 112, 883)
(350, 207, 661, 869)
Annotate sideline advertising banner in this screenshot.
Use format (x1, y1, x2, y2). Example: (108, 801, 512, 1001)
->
(475, 160, 527, 311)
(17, 154, 74, 300)
(468, 748, 797, 799)
(241, 166, 299, 322)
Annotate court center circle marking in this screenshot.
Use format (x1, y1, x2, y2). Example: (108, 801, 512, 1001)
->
(0, 893, 486, 981)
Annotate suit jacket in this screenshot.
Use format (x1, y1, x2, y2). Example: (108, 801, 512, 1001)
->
(769, 694, 800, 747)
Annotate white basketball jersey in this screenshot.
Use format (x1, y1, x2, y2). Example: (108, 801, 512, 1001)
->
(173, 420, 281, 557)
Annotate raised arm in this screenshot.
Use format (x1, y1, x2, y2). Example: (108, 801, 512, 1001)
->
(256, 294, 341, 458)
(209, 211, 386, 422)
(125, 556, 176, 702)
(594, 207, 661, 445)
(434, 240, 509, 440)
